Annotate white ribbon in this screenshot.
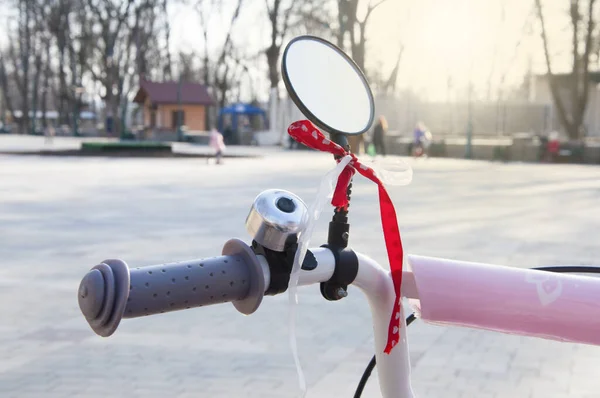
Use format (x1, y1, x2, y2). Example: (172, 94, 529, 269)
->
(287, 155, 353, 397)
(286, 155, 412, 396)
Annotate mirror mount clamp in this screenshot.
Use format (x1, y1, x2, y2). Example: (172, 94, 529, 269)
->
(327, 132, 353, 249)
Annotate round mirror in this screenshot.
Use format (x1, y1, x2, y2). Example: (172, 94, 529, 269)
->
(282, 36, 375, 136)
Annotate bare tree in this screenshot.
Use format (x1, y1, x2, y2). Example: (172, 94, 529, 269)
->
(0, 53, 15, 120)
(9, 0, 33, 134)
(0, 0, 176, 137)
(211, 0, 246, 108)
(177, 51, 201, 82)
(264, 0, 333, 94)
(536, 0, 598, 141)
(335, 0, 389, 152)
(30, 1, 55, 134)
(287, 1, 333, 38)
(83, 0, 135, 134)
(1, 0, 52, 134)
(46, 0, 76, 126)
(82, 0, 171, 135)
(265, 0, 297, 93)
(161, 0, 173, 81)
(194, 0, 218, 129)
(337, 0, 389, 71)
(378, 45, 404, 96)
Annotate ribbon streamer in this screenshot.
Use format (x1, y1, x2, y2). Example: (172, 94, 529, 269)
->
(288, 120, 405, 354)
(287, 155, 353, 396)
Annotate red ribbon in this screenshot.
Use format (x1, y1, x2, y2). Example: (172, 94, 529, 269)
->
(288, 120, 404, 354)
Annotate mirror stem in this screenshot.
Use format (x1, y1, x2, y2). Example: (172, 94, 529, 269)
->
(328, 133, 352, 249)
(330, 133, 349, 152)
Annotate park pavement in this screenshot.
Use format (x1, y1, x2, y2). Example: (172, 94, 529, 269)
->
(1, 135, 600, 397)
(0, 134, 273, 158)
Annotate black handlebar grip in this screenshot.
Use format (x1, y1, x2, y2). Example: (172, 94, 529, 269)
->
(78, 239, 266, 337)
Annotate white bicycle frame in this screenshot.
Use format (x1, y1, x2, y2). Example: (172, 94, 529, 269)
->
(284, 248, 600, 398)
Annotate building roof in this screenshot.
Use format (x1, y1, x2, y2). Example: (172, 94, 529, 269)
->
(133, 80, 215, 106)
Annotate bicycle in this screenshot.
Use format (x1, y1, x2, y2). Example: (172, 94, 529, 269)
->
(77, 35, 600, 398)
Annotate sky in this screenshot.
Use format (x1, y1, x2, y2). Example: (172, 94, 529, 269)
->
(168, 0, 577, 103)
(0, 0, 580, 104)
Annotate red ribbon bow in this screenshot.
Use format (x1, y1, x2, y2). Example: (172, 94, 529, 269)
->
(288, 120, 404, 354)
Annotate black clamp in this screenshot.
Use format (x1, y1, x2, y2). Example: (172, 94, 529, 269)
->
(319, 244, 358, 301)
(251, 238, 317, 296)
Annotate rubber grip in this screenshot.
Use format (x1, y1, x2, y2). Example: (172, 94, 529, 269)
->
(124, 255, 251, 318)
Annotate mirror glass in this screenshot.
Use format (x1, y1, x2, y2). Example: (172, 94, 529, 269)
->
(282, 36, 374, 136)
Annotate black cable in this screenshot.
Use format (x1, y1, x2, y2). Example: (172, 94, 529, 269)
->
(352, 265, 600, 398)
(353, 313, 416, 398)
(533, 265, 600, 274)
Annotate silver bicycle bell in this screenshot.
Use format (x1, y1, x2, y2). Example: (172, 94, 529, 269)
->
(245, 189, 308, 252)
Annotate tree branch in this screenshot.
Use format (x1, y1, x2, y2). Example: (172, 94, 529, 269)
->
(0, 52, 15, 114)
(280, 0, 297, 41)
(8, 42, 23, 96)
(216, 0, 244, 67)
(579, 0, 597, 114)
(85, 0, 105, 23)
(570, 0, 580, 131)
(360, 0, 389, 24)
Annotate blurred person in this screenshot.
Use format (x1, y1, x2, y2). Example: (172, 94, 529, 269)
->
(538, 132, 549, 162)
(223, 123, 233, 145)
(241, 119, 257, 146)
(547, 131, 560, 163)
(372, 115, 388, 156)
(44, 126, 55, 144)
(209, 127, 226, 165)
(412, 121, 431, 157)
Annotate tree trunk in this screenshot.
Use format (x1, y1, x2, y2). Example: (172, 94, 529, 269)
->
(337, 0, 347, 48)
(58, 46, 68, 125)
(162, 0, 172, 80)
(266, 0, 281, 91)
(41, 43, 51, 128)
(266, 45, 280, 90)
(536, 0, 597, 141)
(536, 0, 574, 139)
(31, 52, 42, 134)
(69, 36, 79, 136)
(353, 22, 367, 71)
(0, 56, 14, 118)
(20, 0, 31, 135)
(570, 0, 580, 140)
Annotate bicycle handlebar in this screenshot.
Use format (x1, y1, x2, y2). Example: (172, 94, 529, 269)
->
(77, 239, 266, 337)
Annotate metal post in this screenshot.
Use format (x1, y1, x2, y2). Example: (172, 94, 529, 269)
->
(0, 87, 5, 128)
(176, 74, 183, 142)
(465, 84, 473, 159)
(120, 101, 127, 140)
(72, 88, 81, 137)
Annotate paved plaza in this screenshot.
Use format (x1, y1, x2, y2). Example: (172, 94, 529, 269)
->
(1, 135, 600, 397)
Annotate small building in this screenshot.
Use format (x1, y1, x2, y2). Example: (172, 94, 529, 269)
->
(133, 80, 214, 137)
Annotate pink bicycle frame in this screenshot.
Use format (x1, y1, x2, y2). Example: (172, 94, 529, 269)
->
(298, 248, 600, 398)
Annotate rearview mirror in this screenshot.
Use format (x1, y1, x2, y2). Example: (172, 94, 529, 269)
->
(282, 36, 375, 136)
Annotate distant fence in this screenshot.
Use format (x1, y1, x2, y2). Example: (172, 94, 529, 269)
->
(372, 97, 555, 136)
(273, 95, 556, 139)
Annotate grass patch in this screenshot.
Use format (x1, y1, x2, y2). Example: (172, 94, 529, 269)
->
(81, 141, 172, 152)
